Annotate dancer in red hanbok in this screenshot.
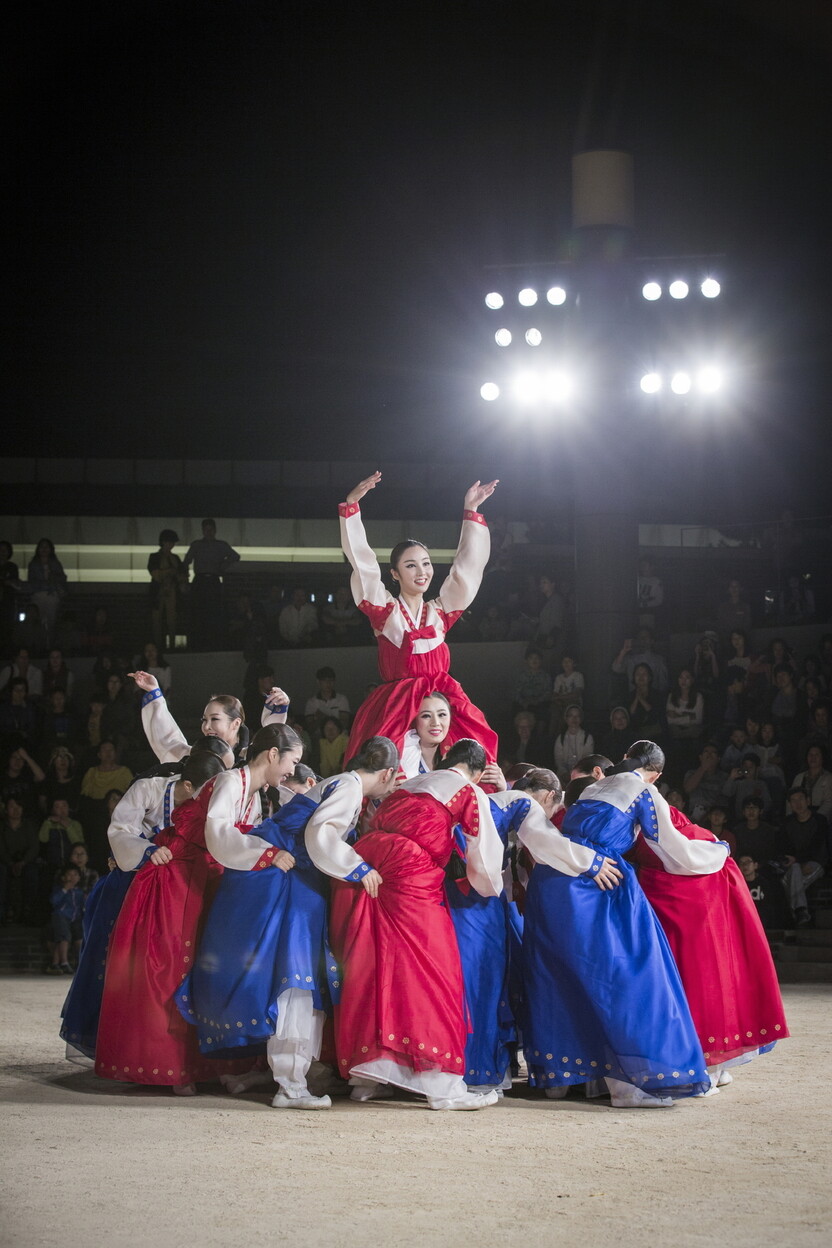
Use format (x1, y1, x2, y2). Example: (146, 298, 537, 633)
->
(339, 472, 499, 766)
(95, 752, 254, 1094)
(630, 786, 789, 1083)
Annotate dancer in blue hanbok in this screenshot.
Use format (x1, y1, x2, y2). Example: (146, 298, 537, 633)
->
(175, 736, 397, 1110)
(523, 741, 729, 1108)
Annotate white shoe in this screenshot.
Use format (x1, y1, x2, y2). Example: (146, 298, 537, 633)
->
(693, 1082, 720, 1098)
(717, 1069, 733, 1087)
(545, 1086, 569, 1100)
(428, 1089, 499, 1111)
(271, 1090, 332, 1110)
(220, 1070, 273, 1096)
(610, 1087, 675, 1109)
(172, 1083, 197, 1097)
(349, 1083, 395, 1102)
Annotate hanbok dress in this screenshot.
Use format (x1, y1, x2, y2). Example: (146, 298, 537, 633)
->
(338, 501, 498, 765)
(524, 771, 729, 1097)
(95, 782, 251, 1087)
(60, 776, 177, 1061)
(175, 772, 368, 1097)
(630, 804, 789, 1067)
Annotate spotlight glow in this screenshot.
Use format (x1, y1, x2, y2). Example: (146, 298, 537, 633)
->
(485, 292, 504, 310)
(671, 371, 692, 395)
(701, 278, 721, 298)
(642, 282, 662, 301)
(480, 382, 500, 401)
(544, 370, 573, 403)
(495, 328, 512, 347)
(697, 366, 723, 393)
(546, 286, 567, 306)
(669, 280, 689, 299)
(640, 372, 662, 394)
(518, 288, 538, 307)
(513, 372, 542, 403)
(525, 328, 542, 346)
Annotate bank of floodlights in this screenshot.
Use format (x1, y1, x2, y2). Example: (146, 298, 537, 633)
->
(640, 276, 721, 301)
(638, 367, 724, 396)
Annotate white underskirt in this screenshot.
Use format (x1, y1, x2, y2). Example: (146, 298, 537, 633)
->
(350, 1057, 467, 1101)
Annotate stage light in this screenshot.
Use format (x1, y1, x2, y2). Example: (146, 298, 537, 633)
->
(518, 288, 538, 307)
(546, 286, 567, 306)
(525, 328, 542, 346)
(669, 280, 689, 300)
(642, 282, 662, 301)
(485, 292, 504, 310)
(640, 372, 662, 394)
(513, 372, 542, 403)
(701, 278, 721, 298)
(480, 382, 500, 401)
(495, 328, 512, 347)
(697, 366, 723, 393)
(544, 370, 573, 403)
(670, 371, 692, 395)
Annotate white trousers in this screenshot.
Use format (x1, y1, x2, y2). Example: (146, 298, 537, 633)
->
(266, 988, 325, 1098)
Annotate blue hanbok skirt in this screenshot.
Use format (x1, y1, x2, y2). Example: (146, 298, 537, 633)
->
(447, 883, 516, 1087)
(60, 868, 134, 1060)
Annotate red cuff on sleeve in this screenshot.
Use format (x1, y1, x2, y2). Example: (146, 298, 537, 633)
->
(463, 510, 487, 526)
(339, 502, 360, 518)
(252, 847, 278, 871)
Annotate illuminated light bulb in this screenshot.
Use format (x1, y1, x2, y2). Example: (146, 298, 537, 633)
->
(669, 280, 689, 299)
(671, 371, 692, 395)
(495, 328, 512, 347)
(518, 288, 538, 307)
(480, 382, 500, 401)
(640, 373, 662, 394)
(546, 286, 567, 306)
(697, 366, 723, 393)
(642, 282, 662, 301)
(525, 328, 542, 346)
(485, 292, 504, 310)
(701, 278, 721, 298)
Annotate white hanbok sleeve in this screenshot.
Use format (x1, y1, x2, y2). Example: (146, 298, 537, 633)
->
(497, 791, 604, 877)
(107, 777, 169, 870)
(435, 511, 491, 615)
(261, 698, 289, 727)
(631, 783, 729, 876)
(203, 769, 277, 872)
(464, 785, 504, 897)
(338, 503, 390, 616)
(304, 775, 372, 882)
(140, 689, 189, 763)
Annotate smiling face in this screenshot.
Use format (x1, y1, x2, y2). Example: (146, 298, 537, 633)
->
(266, 745, 304, 787)
(414, 695, 451, 750)
(392, 545, 433, 597)
(201, 701, 241, 746)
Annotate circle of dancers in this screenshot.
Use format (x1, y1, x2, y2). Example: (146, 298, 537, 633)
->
(60, 476, 788, 1111)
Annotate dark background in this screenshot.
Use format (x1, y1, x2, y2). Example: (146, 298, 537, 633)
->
(5, 0, 832, 517)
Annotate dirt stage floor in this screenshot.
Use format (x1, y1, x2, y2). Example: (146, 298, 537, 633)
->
(1, 978, 829, 1248)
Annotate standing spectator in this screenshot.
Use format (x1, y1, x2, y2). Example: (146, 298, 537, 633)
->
(0, 796, 40, 923)
(226, 593, 267, 661)
(637, 557, 664, 627)
(715, 578, 753, 636)
(0, 648, 44, 699)
(47, 865, 84, 974)
(771, 665, 803, 775)
(791, 745, 832, 821)
(182, 519, 240, 650)
(534, 574, 564, 657)
(38, 799, 85, 873)
(321, 585, 363, 647)
(0, 541, 21, 655)
(278, 587, 318, 647)
(553, 705, 594, 785)
(304, 666, 350, 734)
(611, 627, 669, 693)
(778, 573, 815, 625)
(780, 788, 828, 925)
(147, 529, 185, 652)
(27, 539, 67, 644)
(692, 630, 721, 709)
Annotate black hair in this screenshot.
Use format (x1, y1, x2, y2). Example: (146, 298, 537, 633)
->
(439, 738, 487, 775)
(389, 540, 429, 581)
(190, 735, 233, 763)
(201, 518, 216, 529)
(573, 753, 613, 777)
(316, 666, 336, 681)
(0, 541, 12, 559)
(347, 735, 399, 773)
(623, 740, 666, 774)
(290, 763, 317, 785)
(158, 529, 179, 545)
(248, 723, 302, 761)
(181, 751, 225, 790)
(741, 795, 763, 810)
(563, 775, 595, 808)
(805, 742, 830, 768)
(787, 786, 807, 800)
(668, 670, 700, 708)
(504, 762, 534, 784)
(512, 767, 562, 797)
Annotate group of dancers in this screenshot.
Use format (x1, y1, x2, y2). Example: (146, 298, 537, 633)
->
(59, 474, 788, 1111)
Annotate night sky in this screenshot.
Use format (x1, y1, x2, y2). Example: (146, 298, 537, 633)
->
(6, 0, 832, 517)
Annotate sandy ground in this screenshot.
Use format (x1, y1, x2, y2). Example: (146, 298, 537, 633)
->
(1, 978, 829, 1248)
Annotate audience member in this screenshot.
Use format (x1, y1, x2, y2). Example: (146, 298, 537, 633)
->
(738, 855, 793, 930)
(182, 519, 241, 650)
(67, 842, 99, 896)
(780, 788, 828, 925)
(42, 747, 81, 816)
(0, 746, 45, 814)
(38, 799, 85, 873)
(722, 752, 773, 820)
(791, 745, 832, 821)
(47, 865, 84, 974)
(0, 796, 40, 923)
(778, 573, 815, 625)
(317, 716, 349, 778)
(0, 541, 21, 654)
(513, 648, 552, 720)
(133, 642, 171, 695)
(42, 648, 74, 701)
(41, 689, 78, 755)
(611, 627, 668, 692)
(715, 578, 753, 636)
(27, 538, 67, 643)
(304, 666, 350, 734)
(500, 710, 551, 769)
(321, 585, 363, 646)
(85, 608, 115, 656)
(0, 679, 40, 749)
(704, 804, 737, 857)
(0, 648, 44, 699)
(627, 663, 664, 742)
(683, 743, 725, 823)
(147, 529, 185, 651)
(598, 706, 630, 763)
(551, 654, 584, 730)
(533, 574, 564, 654)
(733, 796, 780, 863)
(553, 705, 594, 784)
(99, 672, 136, 753)
(79, 742, 134, 872)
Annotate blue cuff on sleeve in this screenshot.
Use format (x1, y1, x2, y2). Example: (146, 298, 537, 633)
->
(344, 861, 372, 883)
(139, 843, 157, 865)
(141, 688, 164, 708)
(584, 853, 607, 879)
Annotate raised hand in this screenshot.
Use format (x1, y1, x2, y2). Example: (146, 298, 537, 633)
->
(128, 670, 159, 693)
(346, 471, 382, 505)
(464, 480, 499, 512)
